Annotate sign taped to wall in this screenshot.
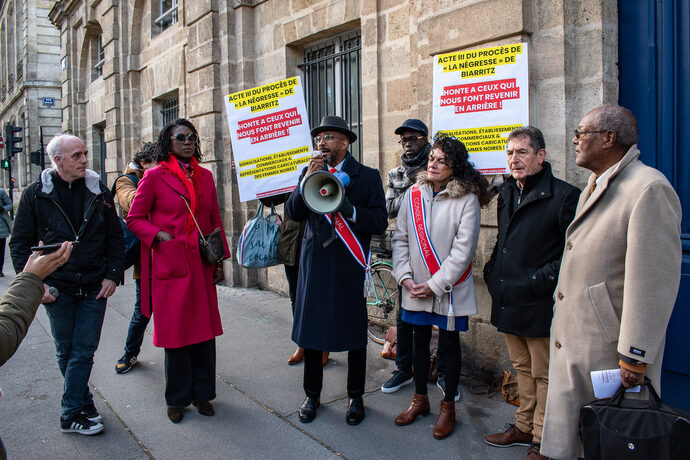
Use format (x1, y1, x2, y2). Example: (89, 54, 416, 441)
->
(432, 43, 529, 174)
(224, 76, 312, 202)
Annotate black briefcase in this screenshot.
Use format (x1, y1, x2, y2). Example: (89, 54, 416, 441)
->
(580, 378, 690, 459)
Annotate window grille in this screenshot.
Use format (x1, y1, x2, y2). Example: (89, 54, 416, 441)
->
(16, 61, 22, 82)
(298, 31, 362, 161)
(7, 74, 13, 94)
(1, 85, 6, 102)
(161, 96, 179, 126)
(154, 0, 178, 33)
(94, 35, 105, 78)
(96, 125, 106, 182)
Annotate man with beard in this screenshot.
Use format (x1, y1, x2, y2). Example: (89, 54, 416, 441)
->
(381, 119, 431, 394)
(286, 115, 387, 426)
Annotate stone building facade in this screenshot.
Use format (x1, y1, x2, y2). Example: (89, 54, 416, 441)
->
(0, 0, 61, 192)
(48, 0, 618, 378)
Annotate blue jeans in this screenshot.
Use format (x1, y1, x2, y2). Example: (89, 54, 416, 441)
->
(44, 288, 107, 420)
(124, 280, 149, 357)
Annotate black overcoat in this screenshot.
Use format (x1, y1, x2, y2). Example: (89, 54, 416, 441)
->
(483, 162, 580, 337)
(286, 154, 387, 351)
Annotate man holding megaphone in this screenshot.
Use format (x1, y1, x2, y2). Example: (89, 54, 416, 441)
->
(286, 115, 387, 426)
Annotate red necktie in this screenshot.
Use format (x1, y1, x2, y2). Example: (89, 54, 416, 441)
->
(329, 168, 343, 222)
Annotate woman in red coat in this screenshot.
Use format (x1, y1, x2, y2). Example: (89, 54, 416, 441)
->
(127, 118, 230, 423)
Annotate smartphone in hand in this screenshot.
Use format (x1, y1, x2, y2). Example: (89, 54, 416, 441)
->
(30, 241, 79, 253)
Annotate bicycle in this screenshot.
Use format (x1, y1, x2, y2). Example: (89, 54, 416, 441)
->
(366, 233, 399, 344)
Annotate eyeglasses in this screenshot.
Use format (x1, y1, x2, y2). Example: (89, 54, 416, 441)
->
(399, 135, 426, 145)
(313, 134, 344, 144)
(170, 133, 199, 143)
(573, 129, 607, 139)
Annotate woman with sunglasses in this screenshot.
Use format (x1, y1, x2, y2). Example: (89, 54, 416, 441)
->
(127, 118, 230, 423)
(391, 135, 490, 439)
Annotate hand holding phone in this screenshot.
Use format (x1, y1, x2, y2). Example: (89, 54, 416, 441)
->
(30, 241, 80, 253)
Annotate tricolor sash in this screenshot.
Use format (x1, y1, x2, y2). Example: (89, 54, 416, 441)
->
(409, 185, 471, 329)
(324, 212, 373, 296)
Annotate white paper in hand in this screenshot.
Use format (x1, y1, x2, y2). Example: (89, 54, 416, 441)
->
(590, 369, 641, 398)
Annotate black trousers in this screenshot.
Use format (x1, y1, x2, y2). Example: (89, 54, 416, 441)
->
(395, 288, 413, 375)
(284, 263, 299, 314)
(0, 238, 5, 272)
(164, 339, 216, 407)
(303, 347, 366, 399)
(412, 325, 461, 402)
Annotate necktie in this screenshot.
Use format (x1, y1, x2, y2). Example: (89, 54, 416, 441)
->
(590, 181, 597, 194)
(330, 168, 337, 174)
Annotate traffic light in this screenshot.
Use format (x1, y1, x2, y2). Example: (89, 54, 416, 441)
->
(0, 159, 8, 170)
(4, 123, 22, 157)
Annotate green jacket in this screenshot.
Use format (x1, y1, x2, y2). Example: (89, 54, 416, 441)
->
(0, 272, 44, 366)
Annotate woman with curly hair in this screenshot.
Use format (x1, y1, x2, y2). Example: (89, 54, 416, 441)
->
(127, 118, 230, 423)
(391, 135, 490, 439)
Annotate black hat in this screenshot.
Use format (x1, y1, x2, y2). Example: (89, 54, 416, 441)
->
(394, 119, 429, 136)
(311, 115, 357, 143)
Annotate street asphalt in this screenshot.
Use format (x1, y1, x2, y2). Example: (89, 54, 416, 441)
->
(0, 254, 525, 460)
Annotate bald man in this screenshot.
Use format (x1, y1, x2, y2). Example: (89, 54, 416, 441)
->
(540, 106, 682, 459)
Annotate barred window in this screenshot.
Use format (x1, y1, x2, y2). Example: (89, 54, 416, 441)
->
(93, 124, 106, 182)
(161, 95, 179, 126)
(154, 0, 178, 34)
(93, 34, 104, 80)
(299, 31, 362, 161)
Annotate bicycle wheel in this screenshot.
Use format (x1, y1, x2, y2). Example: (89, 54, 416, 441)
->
(366, 261, 399, 344)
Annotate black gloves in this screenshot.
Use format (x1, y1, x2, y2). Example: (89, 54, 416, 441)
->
(338, 196, 355, 218)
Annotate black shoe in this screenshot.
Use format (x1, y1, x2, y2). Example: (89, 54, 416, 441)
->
(192, 400, 214, 416)
(298, 397, 320, 423)
(81, 404, 102, 422)
(346, 397, 365, 425)
(167, 407, 184, 423)
(60, 413, 104, 435)
(115, 354, 138, 374)
(0, 272, 4, 277)
(381, 370, 413, 394)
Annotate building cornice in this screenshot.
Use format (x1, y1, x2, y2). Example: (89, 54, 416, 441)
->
(49, 0, 82, 28)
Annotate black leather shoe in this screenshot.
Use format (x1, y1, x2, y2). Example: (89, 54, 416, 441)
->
(167, 407, 183, 423)
(298, 397, 320, 423)
(192, 400, 214, 416)
(346, 397, 365, 425)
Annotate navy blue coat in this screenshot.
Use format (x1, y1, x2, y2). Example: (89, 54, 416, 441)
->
(286, 154, 387, 351)
(483, 162, 580, 337)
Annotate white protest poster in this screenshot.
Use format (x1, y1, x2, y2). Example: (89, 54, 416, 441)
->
(432, 43, 529, 174)
(224, 76, 312, 202)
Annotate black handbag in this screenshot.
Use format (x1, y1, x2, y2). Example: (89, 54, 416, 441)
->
(181, 195, 225, 265)
(580, 378, 690, 459)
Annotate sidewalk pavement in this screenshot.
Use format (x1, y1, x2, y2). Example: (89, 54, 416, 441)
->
(0, 260, 525, 459)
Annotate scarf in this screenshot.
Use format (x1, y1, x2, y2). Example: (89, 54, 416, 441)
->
(159, 156, 203, 237)
(401, 143, 431, 182)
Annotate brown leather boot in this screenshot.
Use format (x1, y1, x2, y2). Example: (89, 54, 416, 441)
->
(395, 393, 430, 426)
(287, 347, 304, 365)
(322, 351, 330, 366)
(433, 400, 456, 439)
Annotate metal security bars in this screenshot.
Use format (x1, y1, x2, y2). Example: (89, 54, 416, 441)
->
(299, 31, 362, 161)
(94, 35, 104, 79)
(155, 0, 178, 33)
(161, 96, 179, 126)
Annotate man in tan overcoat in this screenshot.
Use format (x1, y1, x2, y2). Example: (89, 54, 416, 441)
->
(540, 105, 682, 459)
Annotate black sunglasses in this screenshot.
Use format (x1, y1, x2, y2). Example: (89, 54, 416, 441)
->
(170, 133, 199, 144)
